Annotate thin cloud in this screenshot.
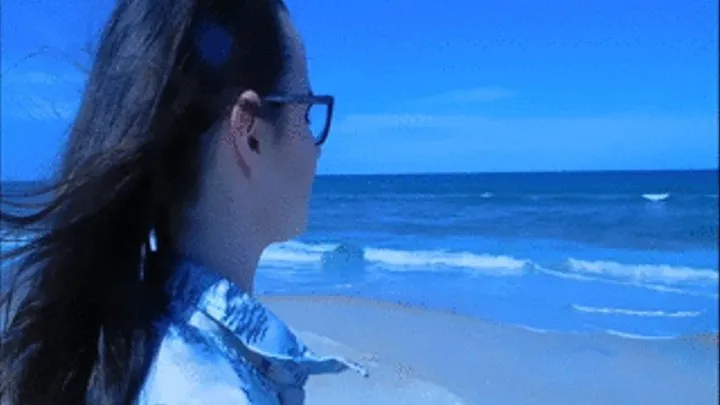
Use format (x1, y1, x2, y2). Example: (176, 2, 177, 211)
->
(321, 112, 718, 173)
(2, 69, 84, 121)
(1, 70, 85, 86)
(335, 112, 717, 140)
(412, 86, 515, 107)
(336, 114, 441, 132)
(330, 112, 718, 156)
(5, 97, 78, 120)
(334, 113, 493, 133)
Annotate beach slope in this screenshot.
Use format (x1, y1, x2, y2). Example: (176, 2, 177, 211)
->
(262, 296, 718, 405)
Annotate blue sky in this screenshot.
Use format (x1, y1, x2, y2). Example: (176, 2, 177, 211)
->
(1, 0, 717, 179)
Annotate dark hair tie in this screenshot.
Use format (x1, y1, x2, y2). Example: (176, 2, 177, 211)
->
(194, 20, 233, 67)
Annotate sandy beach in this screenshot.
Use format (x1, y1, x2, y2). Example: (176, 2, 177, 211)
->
(2, 263, 717, 404)
(261, 295, 719, 405)
(1, 284, 717, 404)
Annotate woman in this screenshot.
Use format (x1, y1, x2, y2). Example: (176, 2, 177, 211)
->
(0, 0, 366, 403)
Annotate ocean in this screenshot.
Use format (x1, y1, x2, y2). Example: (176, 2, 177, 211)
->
(2, 170, 719, 339)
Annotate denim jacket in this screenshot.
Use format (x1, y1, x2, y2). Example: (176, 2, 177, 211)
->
(139, 260, 368, 404)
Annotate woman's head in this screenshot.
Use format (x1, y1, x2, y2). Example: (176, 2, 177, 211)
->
(1, 0, 328, 403)
(187, 9, 330, 251)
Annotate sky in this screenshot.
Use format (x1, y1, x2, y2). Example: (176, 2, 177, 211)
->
(1, 0, 718, 180)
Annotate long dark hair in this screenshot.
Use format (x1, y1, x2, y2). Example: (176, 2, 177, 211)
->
(0, 0, 288, 403)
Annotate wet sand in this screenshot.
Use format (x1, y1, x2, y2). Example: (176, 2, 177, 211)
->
(261, 295, 719, 405)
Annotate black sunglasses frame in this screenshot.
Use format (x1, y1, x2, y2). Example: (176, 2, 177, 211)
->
(263, 94, 334, 146)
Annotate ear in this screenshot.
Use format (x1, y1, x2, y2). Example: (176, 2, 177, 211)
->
(226, 90, 262, 177)
(229, 90, 262, 146)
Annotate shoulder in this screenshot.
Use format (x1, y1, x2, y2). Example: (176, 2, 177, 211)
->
(138, 325, 253, 405)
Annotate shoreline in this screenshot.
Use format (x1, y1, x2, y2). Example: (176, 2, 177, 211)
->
(260, 293, 720, 345)
(260, 294, 718, 404)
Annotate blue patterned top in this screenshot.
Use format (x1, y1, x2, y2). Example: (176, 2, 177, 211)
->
(139, 260, 368, 404)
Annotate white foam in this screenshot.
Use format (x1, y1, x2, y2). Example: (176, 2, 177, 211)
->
(261, 241, 529, 276)
(260, 241, 334, 264)
(572, 304, 701, 318)
(566, 258, 718, 285)
(260, 242, 719, 295)
(541, 265, 718, 298)
(536, 266, 597, 281)
(604, 329, 678, 340)
(642, 193, 670, 202)
(363, 248, 528, 276)
(510, 324, 553, 334)
(640, 283, 718, 298)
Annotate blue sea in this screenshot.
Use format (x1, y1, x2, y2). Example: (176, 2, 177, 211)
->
(2, 170, 719, 339)
(257, 170, 719, 339)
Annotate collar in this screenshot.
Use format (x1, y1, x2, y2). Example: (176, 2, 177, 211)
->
(166, 259, 369, 388)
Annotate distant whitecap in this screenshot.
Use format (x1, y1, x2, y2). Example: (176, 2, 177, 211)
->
(642, 193, 670, 202)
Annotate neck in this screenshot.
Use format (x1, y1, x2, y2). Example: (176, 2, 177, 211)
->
(174, 202, 265, 295)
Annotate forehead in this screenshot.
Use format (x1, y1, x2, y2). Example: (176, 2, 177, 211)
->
(276, 10, 309, 93)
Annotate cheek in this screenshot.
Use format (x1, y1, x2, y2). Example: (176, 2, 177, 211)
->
(275, 109, 317, 181)
(287, 117, 317, 174)
(272, 134, 315, 193)
(295, 134, 317, 182)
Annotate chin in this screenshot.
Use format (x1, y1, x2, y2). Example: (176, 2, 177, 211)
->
(290, 217, 308, 238)
(273, 215, 307, 243)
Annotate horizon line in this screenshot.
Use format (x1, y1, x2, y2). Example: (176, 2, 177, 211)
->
(1, 167, 717, 183)
(314, 168, 719, 177)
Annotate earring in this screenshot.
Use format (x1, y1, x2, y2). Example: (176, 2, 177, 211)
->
(139, 227, 158, 281)
(148, 227, 158, 252)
